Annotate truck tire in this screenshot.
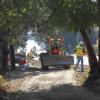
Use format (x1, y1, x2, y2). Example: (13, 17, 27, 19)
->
(63, 65, 70, 69)
(40, 53, 49, 70)
(42, 66, 49, 70)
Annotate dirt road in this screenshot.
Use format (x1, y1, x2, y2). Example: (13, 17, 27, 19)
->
(5, 64, 100, 100)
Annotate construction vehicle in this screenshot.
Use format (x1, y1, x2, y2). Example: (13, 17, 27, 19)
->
(40, 34, 74, 70)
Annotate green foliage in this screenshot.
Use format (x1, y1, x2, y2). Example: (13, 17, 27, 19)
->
(44, 0, 98, 31)
(0, 0, 27, 45)
(0, 0, 52, 45)
(0, 0, 99, 46)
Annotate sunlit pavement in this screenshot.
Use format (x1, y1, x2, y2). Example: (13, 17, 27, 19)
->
(72, 54, 98, 66)
(72, 54, 89, 65)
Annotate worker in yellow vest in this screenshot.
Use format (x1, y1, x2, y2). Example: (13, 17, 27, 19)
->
(75, 42, 85, 72)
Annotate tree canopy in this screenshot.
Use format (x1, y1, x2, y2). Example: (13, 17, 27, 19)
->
(0, 0, 99, 44)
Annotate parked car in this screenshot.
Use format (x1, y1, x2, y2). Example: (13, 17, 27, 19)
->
(14, 54, 29, 71)
(15, 53, 27, 65)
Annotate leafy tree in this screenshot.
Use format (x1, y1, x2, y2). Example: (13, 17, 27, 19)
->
(0, 0, 30, 70)
(0, 0, 51, 70)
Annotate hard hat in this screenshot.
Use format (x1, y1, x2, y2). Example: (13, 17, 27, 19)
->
(79, 41, 83, 46)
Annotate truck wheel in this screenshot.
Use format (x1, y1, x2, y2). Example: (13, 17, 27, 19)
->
(63, 65, 70, 69)
(42, 66, 49, 70)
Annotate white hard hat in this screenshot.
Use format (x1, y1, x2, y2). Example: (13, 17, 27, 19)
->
(79, 41, 83, 45)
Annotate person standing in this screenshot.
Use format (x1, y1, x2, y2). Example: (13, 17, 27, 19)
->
(75, 42, 85, 72)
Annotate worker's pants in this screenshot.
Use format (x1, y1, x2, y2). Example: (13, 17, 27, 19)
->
(75, 56, 84, 72)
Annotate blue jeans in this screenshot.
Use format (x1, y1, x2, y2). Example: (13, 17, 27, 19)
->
(75, 56, 84, 72)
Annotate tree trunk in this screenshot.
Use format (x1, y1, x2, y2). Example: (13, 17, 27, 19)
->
(10, 44, 15, 70)
(80, 29, 98, 74)
(2, 42, 9, 72)
(80, 29, 100, 85)
(97, 0, 100, 71)
(98, 26, 100, 70)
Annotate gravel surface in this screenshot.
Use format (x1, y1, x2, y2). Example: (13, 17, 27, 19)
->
(4, 63, 100, 100)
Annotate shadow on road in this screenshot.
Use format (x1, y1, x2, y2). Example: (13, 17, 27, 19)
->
(6, 84, 100, 100)
(4, 65, 72, 80)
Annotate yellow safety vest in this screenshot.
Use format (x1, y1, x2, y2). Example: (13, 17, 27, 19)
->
(76, 46, 84, 56)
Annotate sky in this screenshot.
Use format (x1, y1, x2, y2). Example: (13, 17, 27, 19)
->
(26, 40, 41, 54)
